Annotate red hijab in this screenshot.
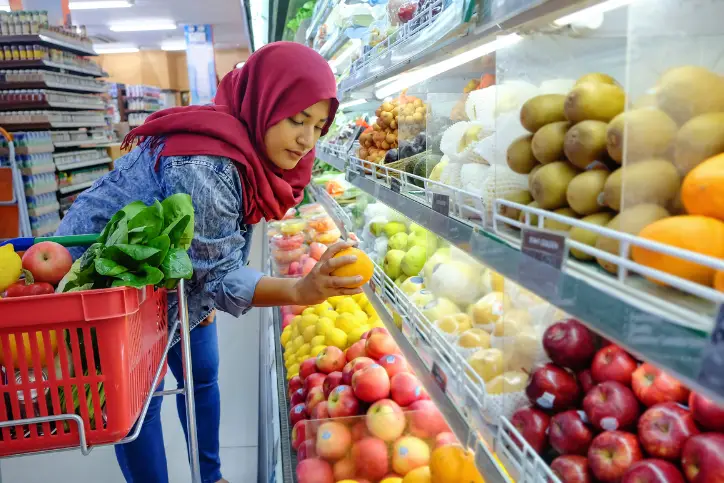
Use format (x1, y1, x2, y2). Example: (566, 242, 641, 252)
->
(122, 42, 339, 224)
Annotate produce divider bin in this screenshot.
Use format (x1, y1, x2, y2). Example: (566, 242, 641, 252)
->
(0, 272, 201, 482)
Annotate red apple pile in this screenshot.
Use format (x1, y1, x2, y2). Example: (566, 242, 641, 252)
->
(289, 327, 455, 483)
(507, 318, 724, 483)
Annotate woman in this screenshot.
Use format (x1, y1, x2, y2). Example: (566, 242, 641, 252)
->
(56, 42, 358, 483)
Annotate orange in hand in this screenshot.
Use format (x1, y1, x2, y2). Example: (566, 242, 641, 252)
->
(331, 247, 373, 287)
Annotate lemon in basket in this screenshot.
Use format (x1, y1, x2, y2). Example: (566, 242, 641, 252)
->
(0, 332, 58, 368)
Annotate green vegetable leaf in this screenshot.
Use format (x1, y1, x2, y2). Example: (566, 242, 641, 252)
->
(105, 217, 129, 247)
(102, 244, 161, 269)
(97, 211, 126, 244)
(127, 200, 164, 244)
(120, 200, 148, 221)
(161, 194, 195, 250)
(161, 214, 192, 249)
(111, 264, 164, 288)
(94, 258, 129, 277)
(146, 234, 171, 267)
(161, 248, 194, 281)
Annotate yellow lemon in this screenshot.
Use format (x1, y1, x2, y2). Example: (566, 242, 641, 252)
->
(292, 315, 302, 325)
(285, 356, 296, 368)
(365, 304, 378, 318)
(310, 335, 326, 347)
(302, 307, 316, 316)
(324, 310, 339, 321)
(402, 465, 431, 483)
(347, 326, 369, 345)
(300, 314, 318, 330)
(314, 302, 333, 316)
(302, 325, 316, 343)
(310, 345, 326, 357)
(287, 364, 299, 379)
(291, 324, 300, 339)
(290, 335, 304, 352)
(280, 329, 291, 347)
(380, 478, 403, 483)
(352, 309, 369, 325)
(352, 293, 365, 303)
(0, 244, 22, 292)
(336, 299, 360, 314)
(327, 295, 345, 308)
(296, 343, 311, 358)
(326, 328, 348, 349)
(336, 313, 357, 333)
(316, 317, 335, 336)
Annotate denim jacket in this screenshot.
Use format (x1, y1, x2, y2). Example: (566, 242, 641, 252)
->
(56, 142, 264, 344)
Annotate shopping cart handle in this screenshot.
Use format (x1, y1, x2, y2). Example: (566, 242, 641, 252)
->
(1, 234, 99, 250)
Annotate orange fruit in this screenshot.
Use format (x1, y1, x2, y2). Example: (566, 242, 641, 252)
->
(631, 215, 724, 287)
(682, 152, 724, 220)
(715, 271, 724, 292)
(403, 466, 431, 483)
(0, 330, 58, 368)
(331, 247, 374, 287)
(430, 444, 484, 483)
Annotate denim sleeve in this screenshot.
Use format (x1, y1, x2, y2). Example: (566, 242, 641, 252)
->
(161, 156, 263, 317)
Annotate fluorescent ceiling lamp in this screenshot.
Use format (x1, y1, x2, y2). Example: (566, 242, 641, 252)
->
(161, 40, 186, 51)
(69, 1, 132, 9)
(236, 62, 245, 69)
(374, 33, 522, 99)
(554, 0, 634, 26)
(110, 21, 176, 32)
(94, 43, 139, 54)
(339, 99, 368, 110)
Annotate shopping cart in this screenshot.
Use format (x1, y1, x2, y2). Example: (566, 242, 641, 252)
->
(0, 235, 201, 483)
(0, 128, 31, 239)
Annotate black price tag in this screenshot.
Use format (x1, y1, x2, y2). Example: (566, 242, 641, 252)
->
(432, 362, 448, 393)
(521, 227, 567, 269)
(390, 177, 401, 193)
(431, 193, 450, 216)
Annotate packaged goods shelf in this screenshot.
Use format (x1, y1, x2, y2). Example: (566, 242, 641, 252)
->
(0, 59, 106, 77)
(55, 155, 111, 172)
(0, 144, 53, 155)
(0, 80, 107, 93)
(27, 201, 59, 217)
(0, 100, 106, 111)
(2, 119, 108, 130)
(0, 32, 96, 57)
(316, 148, 724, 406)
(57, 178, 97, 194)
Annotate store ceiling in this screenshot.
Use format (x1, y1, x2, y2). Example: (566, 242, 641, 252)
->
(71, 0, 250, 50)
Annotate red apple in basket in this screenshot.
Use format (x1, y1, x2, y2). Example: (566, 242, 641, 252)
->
(300, 358, 318, 380)
(352, 363, 390, 403)
(622, 459, 685, 483)
(378, 353, 409, 379)
(351, 437, 390, 481)
(681, 433, 724, 482)
(435, 431, 457, 448)
(366, 399, 405, 442)
(22, 241, 73, 284)
(632, 363, 689, 407)
(549, 410, 594, 456)
(510, 407, 550, 453)
(297, 440, 317, 463)
(390, 372, 426, 407)
(316, 421, 352, 461)
(306, 386, 325, 412)
(292, 420, 310, 450)
(290, 388, 306, 407)
(296, 457, 333, 483)
(288, 376, 303, 398)
(342, 357, 375, 385)
(637, 402, 699, 460)
(583, 381, 640, 431)
(408, 399, 449, 438)
(346, 340, 367, 362)
(526, 363, 581, 412)
(551, 455, 593, 483)
(316, 346, 346, 374)
(311, 401, 330, 420)
(323, 371, 344, 398)
(689, 391, 724, 431)
(327, 385, 360, 418)
(333, 456, 356, 481)
(351, 420, 370, 441)
(588, 431, 643, 483)
(577, 369, 596, 394)
(290, 403, 308, 426)
(591, 346, 637, 386)
(543, 319, 598, 370)
(304, 373, 326, 394)
(366, 332, 399, 359)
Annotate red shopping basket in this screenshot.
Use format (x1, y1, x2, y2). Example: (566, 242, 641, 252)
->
(0, 285, 168, 456)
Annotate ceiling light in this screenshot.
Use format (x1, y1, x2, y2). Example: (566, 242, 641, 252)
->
(69, 1, 132, 9)
(339, 99, 368, 110)
(110, 21, 176, 32)
(93, 43, 139, 54)
(554, 0, 634, 26)
(161, 40, 186, 51)
(374, 34, 522, 99)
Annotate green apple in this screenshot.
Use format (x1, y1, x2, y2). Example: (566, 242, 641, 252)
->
(370, 221, 386, 237)
(388, 232, 409, 251)
(401, 245, 427, 277)
(407, 231, 438, 254)
(383, 249, 406, 280)
(409, 223, 426, 236)
(394, 275, 408, 287)
(383, 221, 407, 238)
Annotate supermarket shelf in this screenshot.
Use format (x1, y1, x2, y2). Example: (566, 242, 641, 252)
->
(306, 0, 337, 43)
(0, 33, 97, 56)
(0, 144, 53, 155)
(31, 219, 60, 237)
(58, 178, 97, 194)
(28, 202, 60, 217)
(271, 298, 296, 483)
(0, 59, 106, 77)
(3, 119, 108, 130)
(24, 182, 57, 196)
(0, 80, 107, 93)
(20, 163, 55, 175)
(0, 100, 105, 111)
(53, 138, 112, 148)
(315, 142, 348, 171)
(318, 30, 349, 60)
(125, 109, 160, 113)
(55, 156, 111, 172)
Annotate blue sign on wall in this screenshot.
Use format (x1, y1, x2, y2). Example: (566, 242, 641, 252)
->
(184, 25, 217, 105)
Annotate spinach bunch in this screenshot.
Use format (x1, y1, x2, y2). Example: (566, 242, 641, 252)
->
(59, 194, 195, 292)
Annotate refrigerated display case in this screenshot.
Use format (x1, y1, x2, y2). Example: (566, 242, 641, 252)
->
(292, 0, 724, 482)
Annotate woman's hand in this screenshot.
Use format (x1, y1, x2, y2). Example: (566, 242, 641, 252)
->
(292, 241, 363, 306)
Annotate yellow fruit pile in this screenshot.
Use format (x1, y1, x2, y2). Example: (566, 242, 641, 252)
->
(280, 293, 383, 379)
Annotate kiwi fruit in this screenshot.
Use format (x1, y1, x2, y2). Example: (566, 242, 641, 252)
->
(506, 135, 537, 174)
(606, 108, 678, 164)
(673, 112, 724, 175)
(520, 94, 567, 133)
(595, 204, 670, 273)
(518, 201, 541, 226)
(528, 164, 543, 192)
(532, 121, 570, 164)
(544, 207, 578, 232)
(530, 161, 580, 210)
(566, 170, 610, 215)
(575, 73, 619, 86)
(655, 65, 724, 124)
(500, 190, 534, 220)
(564, 82, 626, 123)
(570, 212, 616, 260)
(564, 120, 609, 169)
(602, 160, 681, 211)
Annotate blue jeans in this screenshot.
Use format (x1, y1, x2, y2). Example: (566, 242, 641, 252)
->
(115, 321, 222, 483)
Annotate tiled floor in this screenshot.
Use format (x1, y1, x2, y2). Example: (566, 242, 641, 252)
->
(0, 228, 265, 483)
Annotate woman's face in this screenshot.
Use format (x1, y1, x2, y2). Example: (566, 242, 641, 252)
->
(264, 99, 331, 170)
